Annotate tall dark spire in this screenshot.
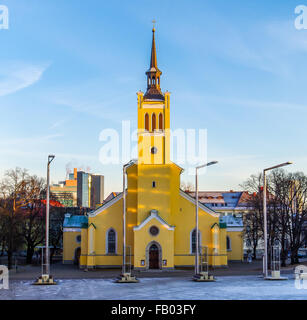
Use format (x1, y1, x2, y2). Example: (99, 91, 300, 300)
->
(144, 25, 164, 101)
(150, 26, 158, 69)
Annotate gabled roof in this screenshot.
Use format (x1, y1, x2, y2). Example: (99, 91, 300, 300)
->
(63, 214, 88, 228)
(88, 192, 123, 217)
(134, 210, 175, 231)
(103, 192, 121, 204)
(180, 189, 219, 217)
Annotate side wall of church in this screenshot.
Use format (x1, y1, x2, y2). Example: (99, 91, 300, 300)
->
(63, 230, 81, 264)
(227, 231, 244, 261)
(85, 199, 124, 268)
(173, 194, 226, 267)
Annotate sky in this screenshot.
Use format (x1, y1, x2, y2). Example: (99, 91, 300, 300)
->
(0, 0, 307, 198)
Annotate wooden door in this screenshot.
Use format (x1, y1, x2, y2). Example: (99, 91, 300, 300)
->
(149, 244, 159, 269)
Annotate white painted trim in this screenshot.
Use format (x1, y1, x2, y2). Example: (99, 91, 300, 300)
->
(142, 104, 165, 109)
(63, 228, 81, 232)
(89, 226, 94, 254)
(105, 228, 117, 254)
(227, 227, 244, 232)
(138, 131, 165, 137)
(179, 190, 219, 217)
(190, 228, 202, 254)
(133, 210, 175, 231)
(89, 192, 123, 217)
(213, 225, 219, 252)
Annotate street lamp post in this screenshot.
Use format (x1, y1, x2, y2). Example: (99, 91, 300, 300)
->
(34, 155, 56, 285)
(195, 161, 218, 277)
(117, 159, 139, 283)
(45, 155, 55, 276)
(263, 162, 292, 279)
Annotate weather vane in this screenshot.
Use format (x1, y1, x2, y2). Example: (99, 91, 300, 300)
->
(152, 19, 156, 30)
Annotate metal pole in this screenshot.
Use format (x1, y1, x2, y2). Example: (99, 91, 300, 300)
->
(263, 170, 268, 278)
(122, 165, 126, 274)
(45, 160, 50, 275)
(195, 167, 199, 275)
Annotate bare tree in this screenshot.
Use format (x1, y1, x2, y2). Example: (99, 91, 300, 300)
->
(241, 174, 263, 259)
(49, 207, 66, 264)
(0, 168, 28, 269)
(181, 181, 194, 192)
(21, 175, 46, 264)
(241, 169, 307, 267)
(286, 172, 307, 264)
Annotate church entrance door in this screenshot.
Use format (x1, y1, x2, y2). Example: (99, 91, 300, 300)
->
(75, 247, 81, 266)
(149, 244, 159, 269)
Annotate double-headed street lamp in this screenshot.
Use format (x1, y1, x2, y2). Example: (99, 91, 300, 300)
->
(195, 161, 218, 276)
(263, 161, 292, 279)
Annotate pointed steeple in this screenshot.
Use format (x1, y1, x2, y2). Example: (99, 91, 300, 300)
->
(150, 26, 158, 69)
(144, 24, 164, 101)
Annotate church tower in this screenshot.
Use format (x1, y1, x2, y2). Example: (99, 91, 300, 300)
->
(130, 26, 181, 227)
(137, 26, 171, 165)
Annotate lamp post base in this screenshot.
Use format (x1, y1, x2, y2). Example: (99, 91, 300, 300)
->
(116, 272, 139, 283)
(264, 271, 288, 281)
(193, 272, 216, 282)
(264, 276, 288, 281)
(33, 274, 57, 285)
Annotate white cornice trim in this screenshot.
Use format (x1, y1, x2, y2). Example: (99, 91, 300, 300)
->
(88, 192, 123, 217)
(179, 190, 219, 217)
(63, 228, 81, 232)
(227, 227, 244, 232)
(138, 131, 165, 137)
(142, 104, 165, 109)
(133, 210, 175, 231)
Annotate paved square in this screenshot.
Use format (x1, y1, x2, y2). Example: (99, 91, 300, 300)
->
(0, 275, 306, 300)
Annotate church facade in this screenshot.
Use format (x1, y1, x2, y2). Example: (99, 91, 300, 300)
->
(63, 27, 243, 270)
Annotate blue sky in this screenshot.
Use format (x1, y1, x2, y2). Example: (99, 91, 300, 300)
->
(0, 0, 307, 197)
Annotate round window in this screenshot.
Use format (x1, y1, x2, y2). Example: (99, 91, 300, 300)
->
(151, 146, 157, 154)
(149, 226, 159, 236)
(76, 235, 81, 243)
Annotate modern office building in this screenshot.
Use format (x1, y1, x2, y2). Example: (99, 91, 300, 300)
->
(50, 169, 78, 207)
(91, 175, 104, 209)
(51, 168, 104, 209)
(77, 171, 90, 208)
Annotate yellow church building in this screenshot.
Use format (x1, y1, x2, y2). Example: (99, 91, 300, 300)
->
(63, 27, 243, 270)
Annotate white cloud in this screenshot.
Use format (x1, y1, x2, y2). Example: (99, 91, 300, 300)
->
(0, 61, 49, 97)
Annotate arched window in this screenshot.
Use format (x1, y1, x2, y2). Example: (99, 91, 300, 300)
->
(107, 229, 116, 254)
(158, 113, 163, 130)
(191, 229, 201, 254)
(152, 113, 156, 131)
(145, 113, 149, 131)
(226, 236, 231, 251)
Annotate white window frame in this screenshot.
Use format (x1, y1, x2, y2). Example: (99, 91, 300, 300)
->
(190, 228, 202, 254)
(106, 228, 117, 254)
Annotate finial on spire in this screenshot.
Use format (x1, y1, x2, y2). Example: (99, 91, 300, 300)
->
(152, 19, 156, 32)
